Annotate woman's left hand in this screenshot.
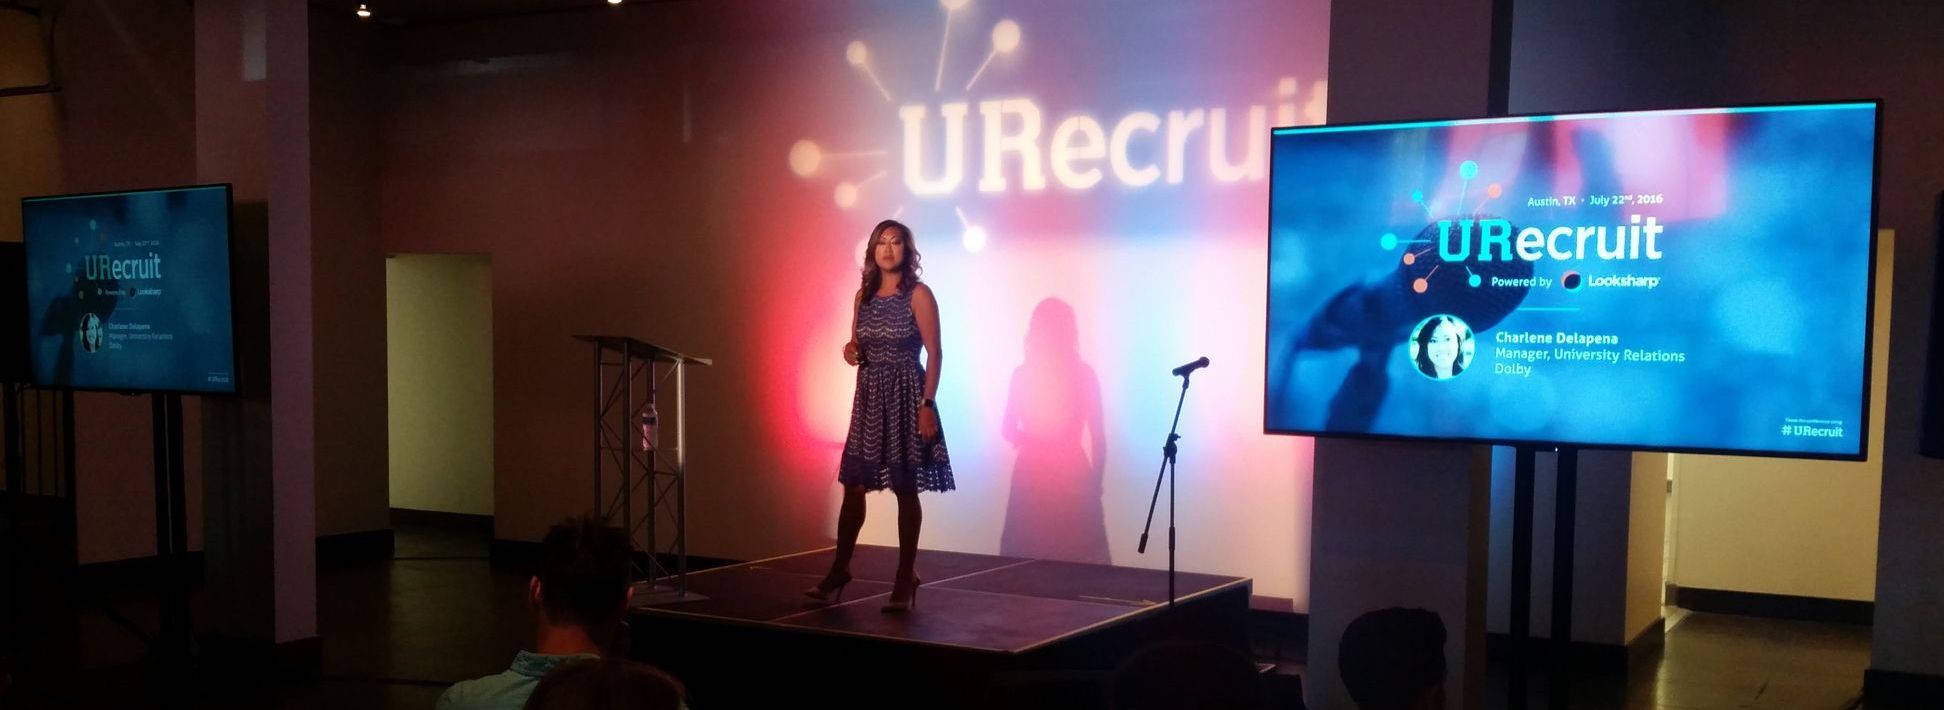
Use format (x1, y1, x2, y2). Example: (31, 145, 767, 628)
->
(918, 407, 939, 442)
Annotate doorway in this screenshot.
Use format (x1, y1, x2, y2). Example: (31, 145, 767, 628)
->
(386, 254, 494, 516)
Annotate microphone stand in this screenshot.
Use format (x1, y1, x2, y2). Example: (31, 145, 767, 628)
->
(1137, 368, 1194, 608)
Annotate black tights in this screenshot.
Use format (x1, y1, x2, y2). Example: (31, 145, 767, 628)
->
(828, 486, 922, 585)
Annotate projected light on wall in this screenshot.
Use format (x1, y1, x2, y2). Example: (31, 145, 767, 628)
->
(786, 0, 1328, 252)
(738, 0, 1330, 604)
(788, 3, 1027, 251)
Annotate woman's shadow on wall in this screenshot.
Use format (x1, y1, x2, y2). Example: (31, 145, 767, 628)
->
(1000, 298, 1110, 565)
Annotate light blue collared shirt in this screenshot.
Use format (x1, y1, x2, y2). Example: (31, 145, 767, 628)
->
(436, 651, 598, 710)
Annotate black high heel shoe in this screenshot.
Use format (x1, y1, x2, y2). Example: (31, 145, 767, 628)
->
(881, 574, 922, 613)
(803, 572, 852, 604)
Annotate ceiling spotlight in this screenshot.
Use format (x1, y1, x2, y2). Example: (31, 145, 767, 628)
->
(607, 0, 623, 5)
(355, 3, 371, 19)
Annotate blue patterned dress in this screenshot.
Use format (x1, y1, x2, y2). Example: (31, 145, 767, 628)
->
(838, 287, 955, 493)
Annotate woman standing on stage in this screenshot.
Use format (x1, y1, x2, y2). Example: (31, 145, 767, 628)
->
(805, 219, 954, 613)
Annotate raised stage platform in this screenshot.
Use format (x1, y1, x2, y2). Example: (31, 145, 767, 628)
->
(626, 544, 1252, 709)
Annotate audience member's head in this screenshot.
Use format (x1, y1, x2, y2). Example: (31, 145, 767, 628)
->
(1109, 640, 1265, 710)
(531, 517, 635, 642)
(1338, 607, 1447, 710)
(521, 657, 686, 710)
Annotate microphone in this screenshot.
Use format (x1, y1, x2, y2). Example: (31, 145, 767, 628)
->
(1171, 357, 1209, 377)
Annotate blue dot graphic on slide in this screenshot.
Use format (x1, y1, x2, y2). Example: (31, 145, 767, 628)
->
(1380, 232, 1398, 250)
(1562, 271, 1583, 291)
(1459, 160, 1479, 179)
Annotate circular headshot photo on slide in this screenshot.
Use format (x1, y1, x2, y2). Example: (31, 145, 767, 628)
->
(78, 313, 103, 354)
(1409, 314, 1474, 380)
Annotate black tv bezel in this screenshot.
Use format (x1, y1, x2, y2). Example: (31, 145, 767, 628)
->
(1260, 99, 1882, 462)
(19, 183, 242, 397)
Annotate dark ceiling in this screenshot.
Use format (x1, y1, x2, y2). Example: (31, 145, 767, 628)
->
(313, 0, 688, 27)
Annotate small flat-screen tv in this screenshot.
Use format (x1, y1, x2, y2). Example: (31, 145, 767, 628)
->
(1264, 101, 1878, 460)
(21, 184, 238, 395)
(0, 243, 25, 383)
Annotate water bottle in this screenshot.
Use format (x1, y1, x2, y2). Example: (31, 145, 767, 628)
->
(640, 404, 658, 452)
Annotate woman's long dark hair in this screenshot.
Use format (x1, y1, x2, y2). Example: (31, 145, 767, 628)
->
(860, 219, 922, 300)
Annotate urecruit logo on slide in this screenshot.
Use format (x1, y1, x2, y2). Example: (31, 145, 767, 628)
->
(787, 0, 1326, 252)
(1378, 160, 1668, 295)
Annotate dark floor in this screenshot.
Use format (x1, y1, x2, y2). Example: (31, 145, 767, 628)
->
(1483, 609, 1878, 709)
(0, 517, 1899, 709)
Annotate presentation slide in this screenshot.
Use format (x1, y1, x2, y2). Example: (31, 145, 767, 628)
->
(1265, 103, 1877, 458)
(22, 185, 237, 394)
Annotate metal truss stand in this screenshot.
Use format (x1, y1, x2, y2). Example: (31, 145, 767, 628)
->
(576, 335, 712, 607)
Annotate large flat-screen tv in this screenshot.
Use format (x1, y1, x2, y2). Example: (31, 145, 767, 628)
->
(1264, 101, 1878, 460)
(20, 184, 238, 394)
